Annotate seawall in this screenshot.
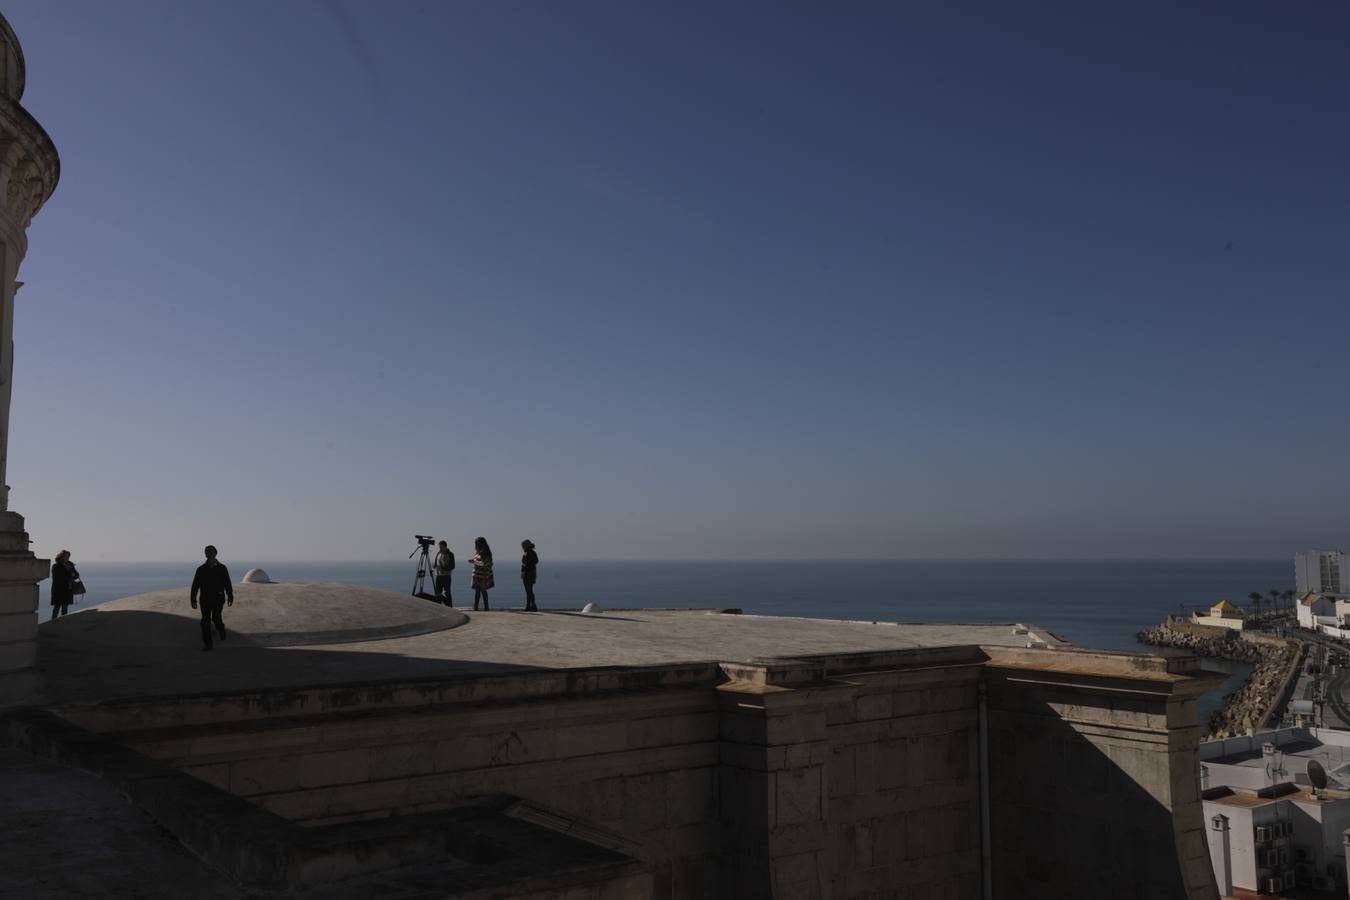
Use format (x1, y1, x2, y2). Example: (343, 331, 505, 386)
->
(1136, 618, 1302, 739)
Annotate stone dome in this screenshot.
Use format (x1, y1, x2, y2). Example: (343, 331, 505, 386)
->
(242, 568, 273, 584)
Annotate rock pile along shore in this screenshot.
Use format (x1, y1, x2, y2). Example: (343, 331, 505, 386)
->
(1136, 621, 1301, 739)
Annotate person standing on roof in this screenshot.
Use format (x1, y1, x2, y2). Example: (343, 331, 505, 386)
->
(470, 537, 493, 611)
(190, 545, 233, 651)
(433, 539, 455, 606)
(520, 540, 539, 611)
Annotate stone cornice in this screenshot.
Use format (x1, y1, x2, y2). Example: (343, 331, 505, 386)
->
(0, 93, 58, 230)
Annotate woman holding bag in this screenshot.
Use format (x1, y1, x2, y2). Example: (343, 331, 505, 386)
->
(50, 549, 81, 619)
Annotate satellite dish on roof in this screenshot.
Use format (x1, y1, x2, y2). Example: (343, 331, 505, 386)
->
(1309, 760, 1329, 792)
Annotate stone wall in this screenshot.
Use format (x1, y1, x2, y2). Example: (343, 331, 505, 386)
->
(715, 647, 985, 899)
(51, 645, 1222, 899)
(983, 647, 1220, 900)
(821, 659, 983, 897)
(81, 669, 722, 899)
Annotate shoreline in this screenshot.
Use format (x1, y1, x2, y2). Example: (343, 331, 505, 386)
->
(1136, 617, 1303, 739)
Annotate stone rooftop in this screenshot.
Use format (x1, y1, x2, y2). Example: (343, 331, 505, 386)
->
(39, 582, 1069, 704)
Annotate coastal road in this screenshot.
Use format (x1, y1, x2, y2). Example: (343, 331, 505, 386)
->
(1283, 627, 1350, 730)
(1329, 667, 1350, 729)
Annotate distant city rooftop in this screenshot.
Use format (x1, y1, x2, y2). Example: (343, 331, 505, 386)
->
(1202, 727, 1350, 792)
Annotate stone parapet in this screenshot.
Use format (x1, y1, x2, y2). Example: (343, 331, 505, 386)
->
(38, 641, 1223, 898)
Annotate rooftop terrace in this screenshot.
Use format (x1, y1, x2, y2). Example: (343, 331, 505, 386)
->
(39, 582, 1071, 704)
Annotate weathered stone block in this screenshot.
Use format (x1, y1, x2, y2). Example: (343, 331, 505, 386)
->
(828, 746, 855, 799)
(771, 850, 823, 896)
(765, 711, 825, 746)
(185, 762, 231, 792)
(556, 721, 627, 758)
(625, 715, 673, 749)
(621, 772, 670, 831)
(0, 584, 37, 615)
(232, 754, 301, 795)
(368, 741, 434, 780)
(669, 766, 714, 827)
(719, 766, 772, 827)
(922, 729, 970, 783)
(431, 733, 493, 771)
(776, 767, 821, 826)
(181, 722, 320, 762)
(576, 774, 628, 824)
(484, 727, 557, 767)
(0, 639, 36, 673)
(876, 737, 909, 790)
(854, 691, 892, 721)
(298, 748, 369, 789)
(0, 612, 35, 645)
(719, 709, 769, 746)
(838, 863, 887, 897)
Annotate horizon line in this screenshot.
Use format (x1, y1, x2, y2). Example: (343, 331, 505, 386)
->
(56, 556, 1294, 565)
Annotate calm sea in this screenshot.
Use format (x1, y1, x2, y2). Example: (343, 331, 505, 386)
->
(45, 558, 1282, 726)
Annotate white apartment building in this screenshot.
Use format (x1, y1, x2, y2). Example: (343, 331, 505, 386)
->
(1297, 550, 1349, 597)
(1298, 593, 1337, 631)
(1200, 728, 1350, 896)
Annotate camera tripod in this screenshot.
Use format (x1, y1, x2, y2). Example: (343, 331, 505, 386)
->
(410, 540, 436, 596)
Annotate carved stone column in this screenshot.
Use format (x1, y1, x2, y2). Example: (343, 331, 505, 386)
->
(0, 14, 60, 709)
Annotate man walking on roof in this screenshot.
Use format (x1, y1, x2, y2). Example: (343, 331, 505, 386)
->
(190, 545, 234, 651)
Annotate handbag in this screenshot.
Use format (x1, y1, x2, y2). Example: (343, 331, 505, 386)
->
(71, 573, 86, 596)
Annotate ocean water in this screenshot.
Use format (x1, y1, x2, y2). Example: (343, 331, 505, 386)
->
(43, 558, 1291, 652)
(43, 558, 1280, 726)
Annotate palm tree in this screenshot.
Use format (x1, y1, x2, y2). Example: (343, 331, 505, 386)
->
(1283, 589, 1295, 610)
(1249, 591, 1263, 618)
(1269, 589, 1280, 611)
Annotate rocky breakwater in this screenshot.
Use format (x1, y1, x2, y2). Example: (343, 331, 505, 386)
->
(1136, 619, 1302, 739)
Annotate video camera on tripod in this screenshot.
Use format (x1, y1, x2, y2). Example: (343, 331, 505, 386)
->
(410, 535, 438, 596)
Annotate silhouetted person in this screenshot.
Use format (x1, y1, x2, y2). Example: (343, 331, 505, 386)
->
(49, 549, 77, 620)
(190, 545, 233, 651)
(471, 537, 493, 611)
(433, 539, 455, 606)
(521, 540, 539, 611)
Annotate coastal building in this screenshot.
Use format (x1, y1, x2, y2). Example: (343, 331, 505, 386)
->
(1200, 728, 1350, 895)
(1194, 599, 1247, 631)
(1299, 593, 1338, 631)
(0, 14, 60, 710)
(1297, 551, 1350, 598)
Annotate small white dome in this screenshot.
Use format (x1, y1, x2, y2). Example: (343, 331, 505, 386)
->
(581, 602, 602, 614)
(242, 568, 273, 584)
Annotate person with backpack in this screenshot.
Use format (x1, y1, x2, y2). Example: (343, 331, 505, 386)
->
(433, 540, 455, 606)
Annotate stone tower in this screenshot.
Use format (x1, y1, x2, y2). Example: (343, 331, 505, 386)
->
(0, 14, 60, 708)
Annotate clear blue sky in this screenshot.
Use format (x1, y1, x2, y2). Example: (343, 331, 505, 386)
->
(4, 1, 1348, 562)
